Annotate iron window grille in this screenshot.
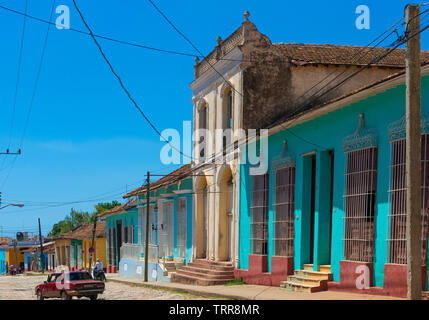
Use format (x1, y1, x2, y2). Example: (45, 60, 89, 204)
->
(177, 197, 187, 259)
(250, 173, 269, 255)
(387, 135, 429, 265)
(272, 165, 296, 257)
(386, 115, 429, 265)
(343, 147, 378, 262)
(342, 114, 378, 263)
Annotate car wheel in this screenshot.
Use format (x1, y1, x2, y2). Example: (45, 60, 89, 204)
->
(89, 294, 98, 301)
(36, 290, 44, 300)
(61, 291, 71, 300)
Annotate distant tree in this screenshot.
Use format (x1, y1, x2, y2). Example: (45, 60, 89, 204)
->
(90, 201, 121, 223)
(48, 208, 90, 237)
(48, 201, 121, 236)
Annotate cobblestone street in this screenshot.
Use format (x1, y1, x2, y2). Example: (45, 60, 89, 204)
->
(0, 275, 207, 300)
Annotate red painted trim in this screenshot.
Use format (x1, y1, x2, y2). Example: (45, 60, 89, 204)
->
(235, 256, 293, 286)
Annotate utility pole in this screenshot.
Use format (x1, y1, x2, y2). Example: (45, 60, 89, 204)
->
(405, 3, 422, 300)
(89, 215, 97, 274)
(38, 218, 45, 273)
(144, 171, 150, 282)
(13, 239, 18, 274)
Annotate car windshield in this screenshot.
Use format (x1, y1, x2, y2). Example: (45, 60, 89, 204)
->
(68, 272, 93, 281)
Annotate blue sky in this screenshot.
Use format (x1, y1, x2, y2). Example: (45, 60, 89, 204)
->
(0, 0, 427, 236)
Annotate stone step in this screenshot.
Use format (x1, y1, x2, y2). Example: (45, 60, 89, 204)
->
(187, 262, 234, 272)
(176, 268, 233, 280)
(287, 275, 324, 287)
(302, 264, 331, 273)
(319, 265, 331, 273)
(303, 264, 314, 271)
(280, 280, 325, 293)
(183, 265, 234, 276)
(294, 269, 333, 281)
(171, 272, 234, 286)
(193, 259, 234, 266)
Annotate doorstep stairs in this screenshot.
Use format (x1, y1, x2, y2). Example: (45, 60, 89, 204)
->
(170, 259, 235, 286)
(280, 264, 333, 293)
(159, 258, 185, 278)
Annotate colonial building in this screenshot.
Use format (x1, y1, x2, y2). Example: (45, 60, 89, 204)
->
(235, 63, 429, 298)
(101, 200, 138, 274)
(104, 164, 193, 282)
(188, 10, 423, 286)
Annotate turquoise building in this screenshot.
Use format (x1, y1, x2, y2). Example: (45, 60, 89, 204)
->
(235, 66, 429, 297)
(0, 247, 6, 275)
(103, 164, 193, 282)
(103, 201, 138, 273)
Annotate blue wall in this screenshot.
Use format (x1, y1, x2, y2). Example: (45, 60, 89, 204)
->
(106, 207, 138, 266)
(0, 248, 5, 275)
(239, 75, 429, 288)
(119, 257, 170, 282)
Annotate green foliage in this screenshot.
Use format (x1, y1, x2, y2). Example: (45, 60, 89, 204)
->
(224, 279, 246, 286)
(90, 201, 121, 223)
(48, 201, 121, 237)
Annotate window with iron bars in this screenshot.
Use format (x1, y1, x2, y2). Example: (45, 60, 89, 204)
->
(177, 197, 187, 259)
(387, 135, 429, 265)
(273, 166, 295, 257)
(343, 147, 378, 262)
(250, 173, 269, 255)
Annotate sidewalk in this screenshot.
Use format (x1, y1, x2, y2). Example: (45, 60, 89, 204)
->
(105, 274, 401, 300)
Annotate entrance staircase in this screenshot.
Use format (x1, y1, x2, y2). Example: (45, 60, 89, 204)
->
(170, 259, 235, 286)
(280, 264, 332, 293)
(159, 258, 185, 278)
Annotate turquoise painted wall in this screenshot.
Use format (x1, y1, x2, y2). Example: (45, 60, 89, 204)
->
(239, 75, 429, 288)
(113, 176, 193, 272)
(0, 248, 5, 274)
(106, 207, 138, 265)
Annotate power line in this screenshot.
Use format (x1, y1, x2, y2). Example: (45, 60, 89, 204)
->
(0, 1, 28, 176)
(0, 0, 57, 190)
(146, 0, 244, 98)
(6, 0, 28, 150)
(71, 0, 194, 161)
(0, 3, 249, 64)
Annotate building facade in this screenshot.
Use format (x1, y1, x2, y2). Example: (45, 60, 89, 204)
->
(188, 11, 415, 284)
(235, 65, 429, 298)
(106, 164, 193, 282)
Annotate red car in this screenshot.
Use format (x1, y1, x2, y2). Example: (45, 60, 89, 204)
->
(35, 271, 105, 300)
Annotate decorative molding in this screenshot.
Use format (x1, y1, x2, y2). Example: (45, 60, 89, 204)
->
(190, 48, 242, 96)
(220, 81, 233, 98)
(343, 114, 378, 152)
(196, 98, 208, 111)
(388, 113, 429, 142)
(272, 139, 295, 170)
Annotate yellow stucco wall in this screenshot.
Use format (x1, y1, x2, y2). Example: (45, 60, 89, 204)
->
(82, 238, 106, 269)
(5, 247, 24, 269)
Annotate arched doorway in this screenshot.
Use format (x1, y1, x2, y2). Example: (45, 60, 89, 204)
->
(219, 167, 233, 261)
(196, 176, 208, 258)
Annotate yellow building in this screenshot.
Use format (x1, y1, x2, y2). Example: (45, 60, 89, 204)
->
(5, 246, 24, 271)
(54, 221, 106, 271)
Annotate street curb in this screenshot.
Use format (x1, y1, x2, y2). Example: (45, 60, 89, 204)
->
(106, 278, 245, 300)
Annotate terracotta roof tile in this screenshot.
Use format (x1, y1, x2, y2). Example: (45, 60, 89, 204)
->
(98, 199, 138, 218)
(274, 43, 429, 67)
(123, 163, 192, 198)
(60, 221, 106, 240)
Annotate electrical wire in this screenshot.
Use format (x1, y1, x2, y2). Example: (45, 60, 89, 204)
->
(0, 1, 28, 176)
(72, 0, 194, 162)
(0, 0, 57, 190)
(6, 0, 28, 150)
(146, 0, 243, 98)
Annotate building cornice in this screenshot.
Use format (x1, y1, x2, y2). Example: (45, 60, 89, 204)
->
(190, 48, 242, 98)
